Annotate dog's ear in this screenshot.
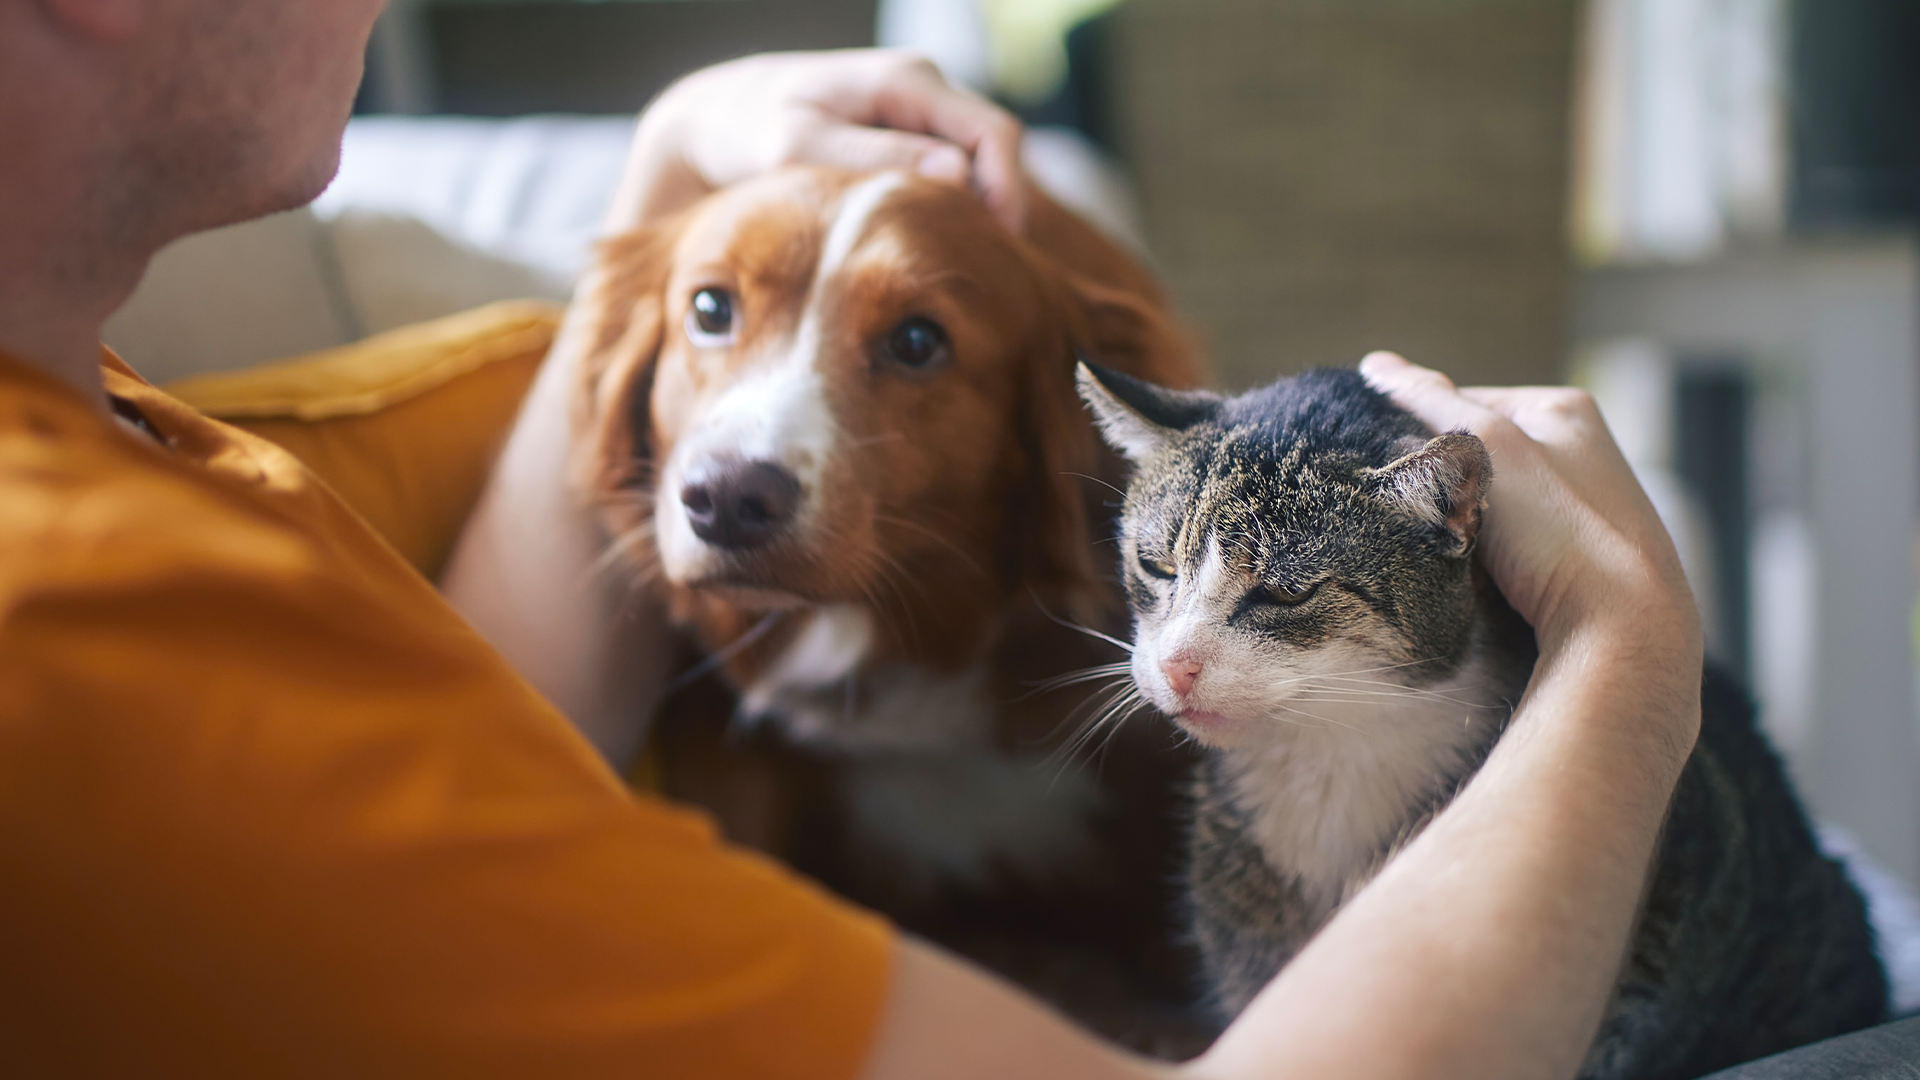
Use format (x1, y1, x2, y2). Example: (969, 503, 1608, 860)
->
(1011, 335, 1110, 627)
(1063, 271, 1207, 391)
(1009, 269, 1209, 626)
(569, 216, 688, 502)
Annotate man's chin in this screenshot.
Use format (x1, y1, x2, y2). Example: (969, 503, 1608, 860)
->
(169, 147, 341, 246)
(261, 140, 346, 221)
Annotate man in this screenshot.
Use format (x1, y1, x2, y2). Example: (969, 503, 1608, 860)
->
(0, 2, 1707, 1077)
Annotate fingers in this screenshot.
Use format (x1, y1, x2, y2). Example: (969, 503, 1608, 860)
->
(1459, 386, 1608, 450)
(792, 122, 973, 184)
(1359, 351, 1499, 436)
(853, 51, 1028, 230)
(1361, 352, 1696, 652)
(637, 50, 1029, 234)
(1361, 352, 1600, 462)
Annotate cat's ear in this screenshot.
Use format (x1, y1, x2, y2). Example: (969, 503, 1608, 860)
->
(1370, 433, 1492, 555)
(1076, 360, 1221, 463)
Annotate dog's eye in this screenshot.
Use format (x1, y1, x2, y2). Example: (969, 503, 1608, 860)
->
(687, 288, 736, 344)
(881, 316, 951, 370)
(1138, 552, 1178, 581)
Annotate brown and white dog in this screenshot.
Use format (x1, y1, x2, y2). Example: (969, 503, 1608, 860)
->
(573, 165, 1209, 1044)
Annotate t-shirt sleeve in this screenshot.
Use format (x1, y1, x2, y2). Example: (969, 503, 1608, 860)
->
(0, 466, 893, 1079)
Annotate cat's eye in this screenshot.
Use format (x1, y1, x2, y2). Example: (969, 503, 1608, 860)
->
(1138, 552, 1178, 581)
(880, 316, 952, 370)
(687, 288, 736, 345)
(1257, 582, 1318, 607)
(1231, 580, 1319, 624)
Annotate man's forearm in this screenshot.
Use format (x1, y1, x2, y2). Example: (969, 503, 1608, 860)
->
(855, 619, 1697, 1080)
(439, 301, 673, 766)
(1194, 621, 1697, 1080)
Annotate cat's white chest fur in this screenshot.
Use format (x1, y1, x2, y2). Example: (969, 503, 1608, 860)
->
(1221, 661, 1503, 913)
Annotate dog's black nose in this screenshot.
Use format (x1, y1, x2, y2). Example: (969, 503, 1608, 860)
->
(680, 460, 803, 550)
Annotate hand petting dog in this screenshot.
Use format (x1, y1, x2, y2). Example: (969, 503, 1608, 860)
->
(611, 49, 1028, 234)
(442, 49, 1034, 764)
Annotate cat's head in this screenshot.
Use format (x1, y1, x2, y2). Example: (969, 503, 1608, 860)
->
(1076, 363, 1492, 749)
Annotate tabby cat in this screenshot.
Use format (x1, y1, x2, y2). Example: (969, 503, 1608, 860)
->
(1076, 362, 1887, 1079)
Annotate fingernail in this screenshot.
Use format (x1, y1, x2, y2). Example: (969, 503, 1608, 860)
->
(917, 146, 968, 183)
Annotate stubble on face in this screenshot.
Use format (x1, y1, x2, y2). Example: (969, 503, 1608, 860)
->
(110, 0, 385, 247)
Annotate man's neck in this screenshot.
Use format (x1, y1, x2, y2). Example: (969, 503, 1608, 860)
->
(0, 281, 121, 407)
(0, 7, 160, 412)
(0, 96, 158, 411)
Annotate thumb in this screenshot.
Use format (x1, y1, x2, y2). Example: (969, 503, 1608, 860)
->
(1360, 350, 1495, 436)
(795, 121, 973, 185)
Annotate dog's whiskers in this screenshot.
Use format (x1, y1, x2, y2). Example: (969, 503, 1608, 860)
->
(588, 517, 663, 589)
(872, 512, 993, 586)
(663, 612, 784, 697)
(846, 430, 910, 450)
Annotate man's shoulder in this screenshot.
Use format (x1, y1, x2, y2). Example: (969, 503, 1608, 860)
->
(0, 370, 314, 604)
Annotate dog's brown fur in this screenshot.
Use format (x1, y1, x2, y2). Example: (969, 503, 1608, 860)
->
(572, 167, 1213, 1052)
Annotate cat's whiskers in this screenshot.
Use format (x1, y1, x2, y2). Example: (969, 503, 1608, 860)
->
(1067, 679, 1148, 753)
(1267, 700, 1369, 735)
(1260, 657, 1450, 689)
(1301, 672, 1494, 702)
(1028, 592, 1136, 654)
(1291, 683, 1499, 710)
(1245, 658, 1485, 735)
(1063, 470, 1128, 499)
(1045, 676, 1153, 781)
(1023, 661, 1136, 700)
(1254, 666, 1500, 734)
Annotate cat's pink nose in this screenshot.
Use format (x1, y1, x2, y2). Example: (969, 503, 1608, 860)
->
(1161, 656, 1203, 697)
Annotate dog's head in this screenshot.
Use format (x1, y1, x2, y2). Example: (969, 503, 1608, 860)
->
(575, 166, 1194, 747)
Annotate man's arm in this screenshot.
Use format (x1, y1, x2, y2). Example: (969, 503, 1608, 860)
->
(863, 631, 1687, 1080)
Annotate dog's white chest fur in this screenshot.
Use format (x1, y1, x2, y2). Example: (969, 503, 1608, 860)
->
(1223, 663, 1502, 913)
(739, 603, 1100, 888)
(740, 604, 995, 753)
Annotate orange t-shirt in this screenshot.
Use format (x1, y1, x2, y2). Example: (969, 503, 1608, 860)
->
(0, 344, 892, 1077)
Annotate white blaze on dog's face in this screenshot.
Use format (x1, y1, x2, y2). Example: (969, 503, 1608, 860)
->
(650, 172, 907, 599)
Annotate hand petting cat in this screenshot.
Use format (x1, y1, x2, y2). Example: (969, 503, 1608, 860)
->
(1359, 350, 1703, 763)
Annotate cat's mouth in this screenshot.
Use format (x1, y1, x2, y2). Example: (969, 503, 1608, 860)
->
(1174, 708, 1236, 735)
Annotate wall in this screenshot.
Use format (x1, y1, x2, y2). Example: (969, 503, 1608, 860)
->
(1105, 0, 1580, 388)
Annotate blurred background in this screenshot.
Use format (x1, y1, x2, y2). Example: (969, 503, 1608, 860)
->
(111, 0, 1920, 890)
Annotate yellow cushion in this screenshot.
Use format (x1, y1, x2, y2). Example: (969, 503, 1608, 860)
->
(166, 300, 561, 580)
